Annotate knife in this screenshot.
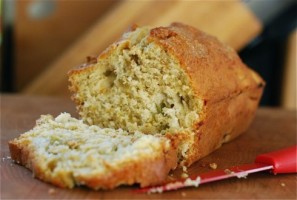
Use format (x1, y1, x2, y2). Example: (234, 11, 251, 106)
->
(135, 145, 297, 193)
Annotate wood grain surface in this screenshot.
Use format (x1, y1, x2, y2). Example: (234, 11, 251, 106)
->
(23, 0, 262, 96)
(1, 95, 296, 199)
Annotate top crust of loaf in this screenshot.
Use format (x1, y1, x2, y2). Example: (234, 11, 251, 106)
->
(149, 22, 264, 102)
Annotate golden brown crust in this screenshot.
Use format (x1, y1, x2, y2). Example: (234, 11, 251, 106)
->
(148, 22, 264, 166)
(8, 137, 177, 189)
(184, 87, 263, 166)
(149, 22, 264, 102)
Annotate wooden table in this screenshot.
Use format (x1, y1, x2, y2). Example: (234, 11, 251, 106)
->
(1, 95, 296, 199)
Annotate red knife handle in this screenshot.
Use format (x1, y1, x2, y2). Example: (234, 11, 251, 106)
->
(255, 145, 297, 174)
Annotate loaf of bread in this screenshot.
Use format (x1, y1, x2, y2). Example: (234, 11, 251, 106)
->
(8, 113, 177, 189)
(68, 22, 264, 166)
(9, 22, 264, 190)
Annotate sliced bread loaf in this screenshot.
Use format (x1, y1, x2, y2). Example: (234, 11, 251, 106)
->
(9, 22, 264, 190)
(68, 23, 264, 166)
(8, 113, 177, 189)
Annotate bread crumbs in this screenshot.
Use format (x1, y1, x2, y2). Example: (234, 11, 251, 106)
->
(281, 183, 286, 187)
(181, 172, 189, 178)
(224, 169, 234, 175)
(181, 192, 187, 197)
(209, 163, 217, 169)
(48, 188, 56, 195)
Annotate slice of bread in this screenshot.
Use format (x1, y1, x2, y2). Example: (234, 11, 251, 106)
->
(8, 113, 177, 189)
(68, 22, 264, 166)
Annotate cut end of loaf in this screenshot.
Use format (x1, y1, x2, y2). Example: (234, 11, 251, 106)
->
(68, 26, 203, 151)
(8, 113, 177, 189)
(68, 26, 205, 164)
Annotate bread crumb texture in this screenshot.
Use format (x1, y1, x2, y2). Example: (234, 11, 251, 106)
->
(69, 26, 204, 163)
(209, 162, 218, 169)
(69, 26, 203, 133)
(8, 113, 176, 189)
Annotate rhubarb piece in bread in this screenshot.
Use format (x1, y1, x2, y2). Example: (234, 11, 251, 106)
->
(68, 22, 264, 166)
(8, 113, 177, 189)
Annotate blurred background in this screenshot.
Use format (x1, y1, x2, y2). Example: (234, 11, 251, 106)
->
(0, 0, 296, 109)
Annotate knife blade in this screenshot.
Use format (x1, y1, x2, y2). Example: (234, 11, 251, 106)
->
(135, 145, 297, 193)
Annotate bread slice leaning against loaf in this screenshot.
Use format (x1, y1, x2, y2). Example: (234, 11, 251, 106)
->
(8, 113, 177, 189)
(68, 22, 264, 166)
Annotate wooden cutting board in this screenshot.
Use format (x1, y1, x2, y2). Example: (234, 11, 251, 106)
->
(1, 95, 296, 199)
(23, 0, 262, 96)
